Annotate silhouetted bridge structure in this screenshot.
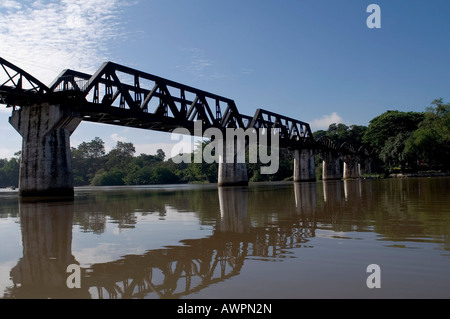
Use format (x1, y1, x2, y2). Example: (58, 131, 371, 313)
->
(0, 57, 371, 197)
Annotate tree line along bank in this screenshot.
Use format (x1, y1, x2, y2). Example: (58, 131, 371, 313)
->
(0, 99, 448, 187)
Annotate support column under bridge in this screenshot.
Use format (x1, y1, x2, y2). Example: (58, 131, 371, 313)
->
(343, 154, 360, 179)
(293, 149, 316, 182)
(218, 138, 248, 187)
(9, 103, 81, 197)
(321, 152, 342, 181)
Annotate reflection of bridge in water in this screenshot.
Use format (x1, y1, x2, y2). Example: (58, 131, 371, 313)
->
(5, 181, 370, 299)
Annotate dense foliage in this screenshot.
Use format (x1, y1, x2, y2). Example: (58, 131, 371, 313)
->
(313, 123, 368, 147)
(363, 99, 449, 172)
(405, 99, 450, 171)
(71, 138, 182, 187)
(0, 152, 20, 188)
(0, 99, 448, 187)
(70, 139, 295, 186)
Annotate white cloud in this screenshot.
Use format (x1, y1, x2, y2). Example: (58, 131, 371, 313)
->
(0, 1, 22, 10)
(111, 133, 127, 143)
(189, 59, 213, 77)
(0, 0, 132, 84)
(0, 1, 136, 159)
(310, 112, 345, 131)
(178, 47, 225, 79)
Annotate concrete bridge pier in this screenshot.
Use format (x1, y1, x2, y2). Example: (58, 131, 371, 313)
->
(9, 103, 82, 197)
(343, 155, 360, 179)
(218, 138, 248, 187)
(293, 149, 316, 182)
(321, 152, 342, 180)
(359, 158, 372, 175)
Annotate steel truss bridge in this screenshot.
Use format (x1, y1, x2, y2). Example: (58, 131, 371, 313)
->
(0, 56, 369, 154)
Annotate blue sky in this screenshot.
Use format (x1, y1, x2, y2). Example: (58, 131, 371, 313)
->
(1, 0, 449, 158)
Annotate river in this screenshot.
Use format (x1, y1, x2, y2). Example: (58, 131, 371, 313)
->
(0, 177, 449, 299)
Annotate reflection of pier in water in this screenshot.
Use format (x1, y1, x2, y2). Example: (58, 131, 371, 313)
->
(5, 182, 369, 299)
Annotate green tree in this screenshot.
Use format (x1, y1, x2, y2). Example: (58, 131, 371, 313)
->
(71, 137, 106, 186)
(379, 131, 415, 172)
(312, 130, 326, 140)
(156, 149, 166, 161)
(248, 147, 293, 182)
(363, 111, 424, 152)
(184, 141, 218, 183)
(363, 110, 424, 172)
(347, 125, 368, 146)
(151, 166, 179, 184)
(91, 169, 125, 186)
(75, 137, 105, 158)
(123, 165, 153, 185)
(106, 141, 136, 170)
(122, 150, 183, 185)
(327, 123, 350, 146)
(0, 154, 20, 187)
(406, 99, 450, 170)
(314, 123, 368, 147)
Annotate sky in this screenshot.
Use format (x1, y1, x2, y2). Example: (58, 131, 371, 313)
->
(1, 0, 449, 159)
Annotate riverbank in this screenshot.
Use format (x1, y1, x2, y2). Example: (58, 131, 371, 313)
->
(389, 172, 450, 178)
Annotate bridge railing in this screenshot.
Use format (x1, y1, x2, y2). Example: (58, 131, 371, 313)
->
(52, 75, 89, 92)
